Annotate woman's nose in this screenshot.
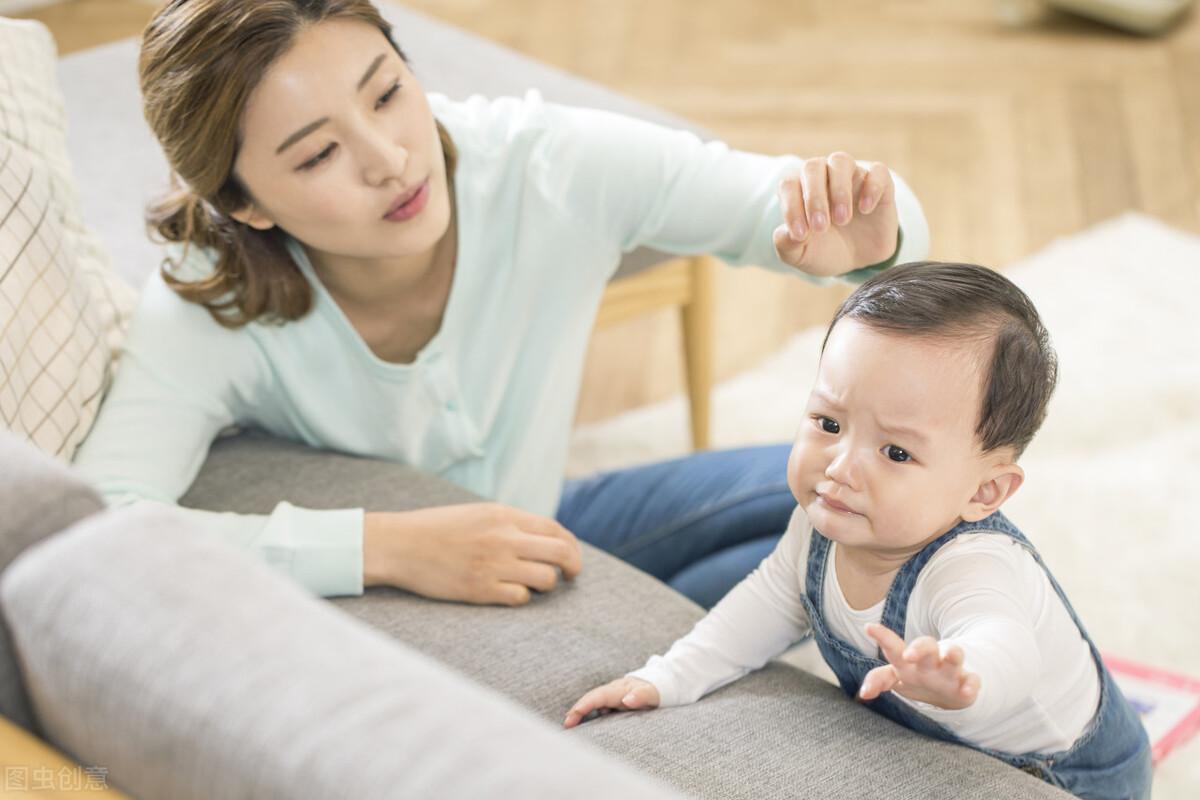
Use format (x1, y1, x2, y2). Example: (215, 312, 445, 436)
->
(361, 129, 408, 187)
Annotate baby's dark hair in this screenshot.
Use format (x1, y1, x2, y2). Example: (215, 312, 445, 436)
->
(822, 261, 1058, 457)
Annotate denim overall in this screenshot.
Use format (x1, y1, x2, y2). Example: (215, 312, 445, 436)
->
(803, 511, 1152, 799)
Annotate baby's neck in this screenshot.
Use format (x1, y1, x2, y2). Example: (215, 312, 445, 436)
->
(832, 525, 957, 610)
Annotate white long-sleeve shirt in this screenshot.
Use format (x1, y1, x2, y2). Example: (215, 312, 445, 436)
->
(630, 506, 1101, 755)
(72, 90, 930, 598)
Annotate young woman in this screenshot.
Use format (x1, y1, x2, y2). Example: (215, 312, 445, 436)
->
(75, 0, 929, 608)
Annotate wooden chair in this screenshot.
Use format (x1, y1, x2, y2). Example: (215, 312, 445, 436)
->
(595, 255, 715, 450)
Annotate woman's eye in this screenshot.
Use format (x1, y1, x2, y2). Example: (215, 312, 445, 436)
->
(818, 416, 840, 434)
(376, 81, 401, 110)
(299, 144, 335, 171)
(885, 445, 911, 463)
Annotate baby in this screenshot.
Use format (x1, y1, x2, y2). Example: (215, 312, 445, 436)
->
(564, 262, 1151, 800)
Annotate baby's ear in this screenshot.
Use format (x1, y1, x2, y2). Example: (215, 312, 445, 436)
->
(961, 458, 1024, 522)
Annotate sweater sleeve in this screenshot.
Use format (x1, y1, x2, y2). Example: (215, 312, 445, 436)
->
(628, 510, 814, 707)
(892, 541, 1042, 727)
(532, 97, 929, 279)
(72, 252, 365, 597)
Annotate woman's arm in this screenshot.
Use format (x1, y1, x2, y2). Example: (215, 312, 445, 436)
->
(75, 259, 581, 601)
(532, 98, 929, 279)
(72, 270, 368, 596)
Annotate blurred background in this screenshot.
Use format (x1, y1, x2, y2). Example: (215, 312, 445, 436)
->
(9, 0, 1199, 426)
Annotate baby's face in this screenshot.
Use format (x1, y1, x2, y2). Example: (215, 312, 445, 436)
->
(787, 318, 1010, 556)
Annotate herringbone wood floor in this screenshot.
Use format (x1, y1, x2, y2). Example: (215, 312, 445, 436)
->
(22, 0, 1200, 424)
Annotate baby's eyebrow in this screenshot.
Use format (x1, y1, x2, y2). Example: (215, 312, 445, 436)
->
(876, 420, 931, 445)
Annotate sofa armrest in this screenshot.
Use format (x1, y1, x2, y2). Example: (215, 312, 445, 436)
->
(1, 506, 687, 800)
(0, 715, 127, 798)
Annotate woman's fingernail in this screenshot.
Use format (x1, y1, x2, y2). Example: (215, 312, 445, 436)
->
(834, 202, 848, 224)
(860, 194, 873, 213)
(812, 211, 828, 231)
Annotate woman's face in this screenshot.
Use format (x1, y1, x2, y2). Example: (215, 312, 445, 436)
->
(231, 18, 450, 263)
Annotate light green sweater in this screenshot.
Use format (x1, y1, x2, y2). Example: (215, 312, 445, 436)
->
(73, 91, 929, 597)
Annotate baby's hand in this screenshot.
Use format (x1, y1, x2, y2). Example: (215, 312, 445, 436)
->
(859, 623, 981, 711)
(562, 677, 660, 729)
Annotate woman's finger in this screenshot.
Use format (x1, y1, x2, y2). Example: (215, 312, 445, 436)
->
(826, 151, 856, 226)
(778, 175, 808, 239)
(491, 581, 532, 607)
(502, 560, 560, 593)
(801, 158, 830, 233)
(515, 535, 582, 580)
(514, 512, 583, 578)
(858, 161, 894, 214)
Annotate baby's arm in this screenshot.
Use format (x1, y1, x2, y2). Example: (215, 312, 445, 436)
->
(861, 544, 1041, 719)
(564, 516, 813, 727)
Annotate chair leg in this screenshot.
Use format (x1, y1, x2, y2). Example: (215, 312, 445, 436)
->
(680, 256, 715, 450)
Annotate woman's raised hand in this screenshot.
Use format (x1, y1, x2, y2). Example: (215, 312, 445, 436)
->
(772, 153, 900, 278)
(563, 676, 661, 728)
(363, 503, 583, 605)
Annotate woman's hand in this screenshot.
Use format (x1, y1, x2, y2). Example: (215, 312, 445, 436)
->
(858, 623, 981, 710)
(363, 503, 583, 606)
(773, 153, 900, 278)
(562, 676, 661, 728)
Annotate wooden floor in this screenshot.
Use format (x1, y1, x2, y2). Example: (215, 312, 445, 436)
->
(18, 0, 1200, 424)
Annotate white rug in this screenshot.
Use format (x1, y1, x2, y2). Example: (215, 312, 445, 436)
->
(568, 213, 1200, 797)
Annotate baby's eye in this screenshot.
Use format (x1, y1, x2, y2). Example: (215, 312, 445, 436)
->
(884, 445, 911, 463)
(817, 416, 840, 434)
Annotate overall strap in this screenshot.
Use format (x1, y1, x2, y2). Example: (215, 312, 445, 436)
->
(879, 511, 1024, 642)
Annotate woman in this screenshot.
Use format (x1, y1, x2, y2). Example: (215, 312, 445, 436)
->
(75, 0, 929, 608)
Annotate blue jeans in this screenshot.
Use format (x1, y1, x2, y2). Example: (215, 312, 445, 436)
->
(555, 444, 795, 608)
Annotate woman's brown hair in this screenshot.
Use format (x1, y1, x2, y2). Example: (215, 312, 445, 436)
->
(139, 0, 456, 327)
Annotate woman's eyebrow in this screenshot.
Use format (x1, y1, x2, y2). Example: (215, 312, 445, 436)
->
(275, 53, 389, 155)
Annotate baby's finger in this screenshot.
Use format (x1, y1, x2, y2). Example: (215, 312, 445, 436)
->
(904, 636, 941, 671)
(826, 151, 856, 226)
(859, 664, 900, 701)
(858, 161, 894, 215)
(621, 683, 659, 710)
(865, 623, 907, 666)
(801, 158, 830, 233)
(778, 176, 808, 240)
(959, 672, 981, 702)
(563, 684, 623, 728)
(943, 643, 965, 668)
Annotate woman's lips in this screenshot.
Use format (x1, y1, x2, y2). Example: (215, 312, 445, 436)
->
(383, 178, 429, 222)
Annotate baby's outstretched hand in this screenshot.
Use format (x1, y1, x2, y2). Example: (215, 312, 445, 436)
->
(859, 623, 981, 710)
(563, 677, 660, 729)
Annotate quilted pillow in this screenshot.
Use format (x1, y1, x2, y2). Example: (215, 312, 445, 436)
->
(0, 18, 134, 461)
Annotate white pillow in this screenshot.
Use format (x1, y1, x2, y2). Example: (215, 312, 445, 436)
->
(0, 18, 135, 461)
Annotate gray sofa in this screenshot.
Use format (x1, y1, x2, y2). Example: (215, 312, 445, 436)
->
(0, 4, 1069, 798)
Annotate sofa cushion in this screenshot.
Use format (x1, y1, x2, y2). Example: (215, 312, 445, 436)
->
(0, 504, 686, 800)
(0, 430, 103, 733)
(183, 432, 1068, 798)
(0, 19, 134, 462)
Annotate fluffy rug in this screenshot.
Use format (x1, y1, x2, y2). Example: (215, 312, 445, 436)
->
(567, 213, 1200, 796)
